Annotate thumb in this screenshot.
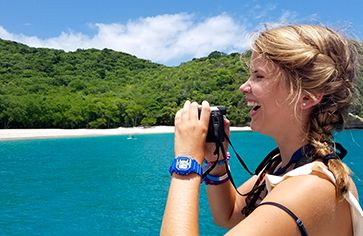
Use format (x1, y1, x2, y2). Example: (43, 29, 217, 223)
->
(224, 117, 230, 136)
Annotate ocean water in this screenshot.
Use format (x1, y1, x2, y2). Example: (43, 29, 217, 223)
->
(0, 130, 362, 236)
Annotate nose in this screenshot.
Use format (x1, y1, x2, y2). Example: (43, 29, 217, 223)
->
(240, 80, 252, 94)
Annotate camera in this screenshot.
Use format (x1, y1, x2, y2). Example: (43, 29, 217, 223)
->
(198, 106, 226, 143)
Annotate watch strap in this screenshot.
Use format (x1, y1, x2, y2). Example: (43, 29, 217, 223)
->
(169, 155, 202, 176)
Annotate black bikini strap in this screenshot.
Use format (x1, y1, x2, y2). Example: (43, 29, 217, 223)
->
(258, 201, 308, 236)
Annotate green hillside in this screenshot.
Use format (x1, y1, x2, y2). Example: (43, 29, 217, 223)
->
(0, 39, 362, 128)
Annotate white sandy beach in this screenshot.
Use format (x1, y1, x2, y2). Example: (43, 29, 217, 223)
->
(0, 126, 251, 140)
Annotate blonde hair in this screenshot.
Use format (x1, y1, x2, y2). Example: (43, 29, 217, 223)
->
(253, 25, 359, 199)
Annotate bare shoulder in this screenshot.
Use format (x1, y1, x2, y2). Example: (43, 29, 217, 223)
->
(265, 173, 337, 210)
(225, 172, 353, 236)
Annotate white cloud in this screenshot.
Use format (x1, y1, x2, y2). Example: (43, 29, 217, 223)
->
(174, 15, 249, 57)
(261, 10, 298, 30)
(0, 26, 15, 40)
(0, 13, 293, 66)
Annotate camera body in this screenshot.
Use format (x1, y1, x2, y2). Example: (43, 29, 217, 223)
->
(198, 106, 226, 143)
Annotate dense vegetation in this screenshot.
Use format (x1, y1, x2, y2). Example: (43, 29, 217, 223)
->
(0, 39, 362, 128)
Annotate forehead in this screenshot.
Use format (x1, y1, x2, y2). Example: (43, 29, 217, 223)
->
(250, 51, 279, 74)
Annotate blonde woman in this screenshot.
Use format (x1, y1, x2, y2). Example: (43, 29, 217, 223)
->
(161, 25, 363, 235)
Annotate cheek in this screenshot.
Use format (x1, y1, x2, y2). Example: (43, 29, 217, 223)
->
(274, 95, 288, 108)
(271, 83, 291, 107)
(253, 84, 276, 102)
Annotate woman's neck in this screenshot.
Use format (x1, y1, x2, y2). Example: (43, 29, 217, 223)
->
(274, 134, 307, 167)
(272, 113, 309, 167)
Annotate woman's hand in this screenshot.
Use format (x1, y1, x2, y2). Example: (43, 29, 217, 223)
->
(204, 117, 230, 162)
(203, 117, 230, 176)
(174, 100, 211, 164)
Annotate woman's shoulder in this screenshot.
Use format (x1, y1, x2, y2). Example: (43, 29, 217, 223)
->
(291, 161, 357, 198)
(265, 167, 337, 204)
(261, 169, 353, 235)
(226, 169, 352, 235)
(266, 160, 358, 199)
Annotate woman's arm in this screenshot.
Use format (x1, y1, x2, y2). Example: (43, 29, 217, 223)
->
(206, 175, 258, 228)
(203, 118, 259, 228)
(161, 173, 202, 235)
(160, 100, 210, 236)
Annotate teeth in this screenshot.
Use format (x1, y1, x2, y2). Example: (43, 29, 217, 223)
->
(247, 101, 261, 107)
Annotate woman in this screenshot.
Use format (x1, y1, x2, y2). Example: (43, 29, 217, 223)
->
(161, 25, 363, 235)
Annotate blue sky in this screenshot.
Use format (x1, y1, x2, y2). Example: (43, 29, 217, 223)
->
(0, 0, 362, 66)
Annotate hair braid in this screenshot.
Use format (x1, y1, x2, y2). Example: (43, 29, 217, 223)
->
(301, 26, 358, 199)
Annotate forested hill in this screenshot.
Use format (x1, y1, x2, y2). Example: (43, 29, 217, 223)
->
(0, 39, 362, 129)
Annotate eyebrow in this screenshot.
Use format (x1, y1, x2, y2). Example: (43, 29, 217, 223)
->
(251, 70, 263, 74)
(251, 67, 269, 75)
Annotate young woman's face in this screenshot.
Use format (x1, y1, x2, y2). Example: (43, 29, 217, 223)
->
(240, 52, 298, 137)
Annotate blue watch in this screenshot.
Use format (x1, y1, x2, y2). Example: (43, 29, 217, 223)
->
(169, 156, 202, 176)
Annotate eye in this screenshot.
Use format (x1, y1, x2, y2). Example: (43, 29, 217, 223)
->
(253, 74, 264, 80)
(250, 70, 265, 81)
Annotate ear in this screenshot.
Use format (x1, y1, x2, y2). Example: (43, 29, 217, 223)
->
(300, 93, 323, 110)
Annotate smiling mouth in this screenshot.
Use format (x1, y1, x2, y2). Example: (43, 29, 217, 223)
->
(247, 101, 261, 113)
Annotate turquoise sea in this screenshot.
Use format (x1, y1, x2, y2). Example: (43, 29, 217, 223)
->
(1, 130, 362, 235)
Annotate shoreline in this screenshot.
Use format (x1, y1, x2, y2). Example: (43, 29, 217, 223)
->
(0, 126, 252, 141)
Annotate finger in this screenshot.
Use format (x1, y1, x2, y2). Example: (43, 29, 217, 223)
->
(190, 101, 199, 121)
(223, 117, 230, 150)
(181, 100, 191, 121)
(224, 117, 231, 136)
(200, 101, 210, 126)
(183, 100, 190, 109)
(175, 109, 182, 124)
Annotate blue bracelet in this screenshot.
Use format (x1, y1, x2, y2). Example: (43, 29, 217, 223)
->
(203, 152, 230, 167)
(204, 172, 230, 185)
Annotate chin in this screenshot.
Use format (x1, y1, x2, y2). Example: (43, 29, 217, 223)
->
(249, 121, 259, 132)
(249, 116, 261, 131)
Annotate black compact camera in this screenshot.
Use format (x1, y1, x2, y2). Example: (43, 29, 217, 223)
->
(198, 106, 226, 143)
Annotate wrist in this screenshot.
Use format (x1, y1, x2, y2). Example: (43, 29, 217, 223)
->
(204, 172, 230, 185)
(203, 152, 230, 167)
(202, 152, 230, 175)
(207, 165, 228, 176)
(174, 151, 204, 165)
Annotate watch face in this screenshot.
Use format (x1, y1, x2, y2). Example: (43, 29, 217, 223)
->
(176, 157, 191, 171)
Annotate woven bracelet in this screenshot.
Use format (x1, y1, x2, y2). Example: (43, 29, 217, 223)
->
(203, 152, 230, 167)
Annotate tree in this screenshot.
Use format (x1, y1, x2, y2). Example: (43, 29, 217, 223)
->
(0, 38, 361, 128)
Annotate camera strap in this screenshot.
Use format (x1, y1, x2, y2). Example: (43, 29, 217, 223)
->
(201, 142, 222, 179)
(202, 133, 253, 196)
(224, 133, 253, 175)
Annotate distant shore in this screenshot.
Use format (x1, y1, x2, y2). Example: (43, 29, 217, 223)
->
(0, 126, 252, 141)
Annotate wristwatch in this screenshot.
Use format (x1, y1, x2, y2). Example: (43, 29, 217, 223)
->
(169, 156, 202, 176)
